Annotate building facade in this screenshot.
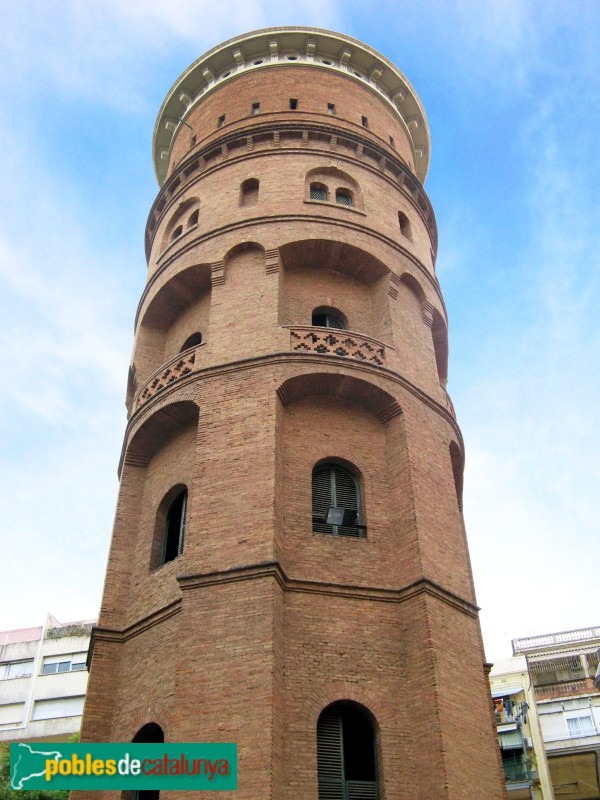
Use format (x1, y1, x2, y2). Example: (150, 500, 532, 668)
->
(78, 27, 505, 799)
(0, 614, 93, 743)
(513, 627, 600, 800)
(490, 655, 555, 799)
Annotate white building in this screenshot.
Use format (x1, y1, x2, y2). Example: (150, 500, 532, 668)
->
(0, 614, 94, 743)
(512, 626, 600, 800)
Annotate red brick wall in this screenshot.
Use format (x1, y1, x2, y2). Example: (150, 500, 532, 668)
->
(78, 37, 505, 800)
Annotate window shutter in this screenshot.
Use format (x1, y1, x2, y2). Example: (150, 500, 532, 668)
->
(312, 464, 362, 537)
(333, 467, 360, 538)
(317, 707, 344, 800)
(312, 464, 333, 533)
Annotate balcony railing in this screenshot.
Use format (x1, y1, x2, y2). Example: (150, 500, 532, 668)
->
(534, 677, 597, 698)
(289, 327, 386, 366)
(503, 759, 530, 784)
(134, 347, 201, 411)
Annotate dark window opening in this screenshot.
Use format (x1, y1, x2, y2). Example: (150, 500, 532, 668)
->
(187, 209, 199, 227)
(312, 463, 362, 537)
(170, 225, 183, 242)
(241, 178, 259, 206)
(327, 103, 336, 115)
(180, 332, 202, 352)
(317, 703, 378, 800)
(335, 189, 353, 207)
(389, 136, 395, 148)
(217, 114, 225, 128)
(310, 182, 328, 201)
(127, 724, 164, 800)
(251, 102, 260, 115)
(190, 135, 196, 147)
(161, 490, 187, 565)
(398, 211, 412, 240)
(289, 98, 298, 110)
(361, 115, 369, 128)
(312, 309, 346, 330)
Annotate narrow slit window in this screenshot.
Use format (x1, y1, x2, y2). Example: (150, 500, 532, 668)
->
(389, 136, 395, 148)
(251, 102, 260, 115)
(161, 489, 187, 565)
(217, 114, 225, 128)
(398, 211, 412, 240)
(327, 103, 336, 115)
(289, 98, 298, 110)
(361, 115, 369, 128)
(241, 178, 259, 206)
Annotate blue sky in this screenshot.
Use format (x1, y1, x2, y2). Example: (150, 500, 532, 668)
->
(1, 1, 598, 660)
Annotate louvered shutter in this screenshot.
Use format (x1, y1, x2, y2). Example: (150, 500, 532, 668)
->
(317, 708, 344, 800)
(312, 464, 334, 533)
(333, 467, 360, 538)
(312, 464, 361, 537)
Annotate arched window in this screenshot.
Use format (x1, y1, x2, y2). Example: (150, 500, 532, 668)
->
(241, 178, 259, 206)
(127, 724, 164, 800)
(335, 189, 353, 207)
(170, 225, 183, 242)
(449, 442, 463, 512)
(157, 488, 187, 566)
(312, 308, 347, 330)
(317, 703, 378, 799)
(398, 211, 412, 240)
(187, 209, 199, 228)
(180, 332, 202, 352)
(312, 463, 363, 537)
(310, 182, 328, 201)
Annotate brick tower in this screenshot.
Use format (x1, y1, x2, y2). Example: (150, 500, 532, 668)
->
(79, 27, 505, 799)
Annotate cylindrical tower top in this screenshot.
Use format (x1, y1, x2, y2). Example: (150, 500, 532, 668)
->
(153, 26, 431, 186)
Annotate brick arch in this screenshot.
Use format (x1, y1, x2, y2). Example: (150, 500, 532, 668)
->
(140, 263, 212, 331)
(305, 165, 363, 210)
(123, 399, 199, 469)
(277, 373, 401, 423)
(279, 238, 388, 284)
(223, 241, 265, 263)
(399, 271, 426, 303)
(161, 196, 200, 250)
(431, 307, 448, 386)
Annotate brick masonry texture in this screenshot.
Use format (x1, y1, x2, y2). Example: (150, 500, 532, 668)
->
(75, 31, 506, 800)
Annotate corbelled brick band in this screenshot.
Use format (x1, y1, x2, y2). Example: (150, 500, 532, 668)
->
(76, 26, 506, 800)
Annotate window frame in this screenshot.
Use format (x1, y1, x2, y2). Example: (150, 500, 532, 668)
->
(312, 462, 364, 538)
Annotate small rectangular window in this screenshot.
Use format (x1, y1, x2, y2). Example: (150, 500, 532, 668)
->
(327, 103, 336, 115)
(217, 114, 225, 128)
(389, 136, 395, 148)
(289, 98, 298, 110)
(252, 102, 260, 115)
(190, 135, 196, 146)
(361, 115, 369, 128)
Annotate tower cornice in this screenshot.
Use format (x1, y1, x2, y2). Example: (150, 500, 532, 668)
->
(153, 26, 431, 185)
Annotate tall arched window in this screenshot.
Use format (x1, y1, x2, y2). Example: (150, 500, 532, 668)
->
(317, 702, 378, 799)
(312, 462, 363, 537)
(158, 487, 187, 566)
(129, 723, 164, 800)
(312, 307, 347, 330)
